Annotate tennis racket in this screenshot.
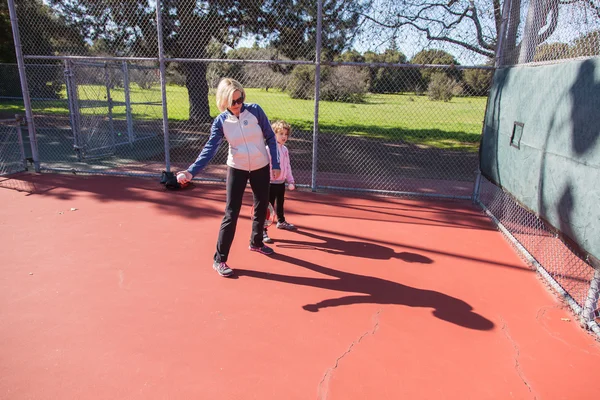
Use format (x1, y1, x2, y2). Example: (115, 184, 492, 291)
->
(252, 202, 276, 227)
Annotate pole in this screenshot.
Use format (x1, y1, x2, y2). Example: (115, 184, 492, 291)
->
(7, 0, 40, 172)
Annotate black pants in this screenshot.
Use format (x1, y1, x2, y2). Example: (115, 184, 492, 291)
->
(268, 182, 286, 224)
(214, 165, 270, 262)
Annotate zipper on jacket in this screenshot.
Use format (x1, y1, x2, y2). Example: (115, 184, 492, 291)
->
(237, 116, 252, 171)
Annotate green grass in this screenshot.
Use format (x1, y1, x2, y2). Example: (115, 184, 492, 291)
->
(0, 85, 487, 151)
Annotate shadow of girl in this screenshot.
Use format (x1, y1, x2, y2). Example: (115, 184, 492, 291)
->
(274, 229, 434, 263)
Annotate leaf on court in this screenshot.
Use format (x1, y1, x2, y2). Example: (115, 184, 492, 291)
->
(58, 211, 64, 214)
(561, 318, 571, 322)
(70, 208, 78, 211)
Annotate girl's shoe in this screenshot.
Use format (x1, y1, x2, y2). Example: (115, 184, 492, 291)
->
(276, 221, 296, 230)
(249, 244, 275, 255)
(263, 230, 273, 243)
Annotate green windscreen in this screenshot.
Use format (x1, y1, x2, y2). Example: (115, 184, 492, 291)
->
(480, 58, 600, 262)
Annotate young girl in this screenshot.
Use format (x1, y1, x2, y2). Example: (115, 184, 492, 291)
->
(263, 120, 296, 243)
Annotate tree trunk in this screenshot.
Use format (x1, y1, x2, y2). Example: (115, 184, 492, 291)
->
(518, 0, 544, 63)
(518, 0, 558, 64)
(185, 62, 212, 123)
(502, 0, 522, 65)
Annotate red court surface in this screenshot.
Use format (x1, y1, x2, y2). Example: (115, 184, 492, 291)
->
(1, 173, 598, 400)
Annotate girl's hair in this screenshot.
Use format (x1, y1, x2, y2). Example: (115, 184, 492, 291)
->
(271, 120, 292, 135)
(215, 78, 245, 112)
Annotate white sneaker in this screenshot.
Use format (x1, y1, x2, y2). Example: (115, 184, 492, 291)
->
(276, 221, 297, 230)
(263, 230, 273, 243)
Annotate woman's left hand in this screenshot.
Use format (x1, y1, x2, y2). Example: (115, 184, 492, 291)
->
(272, 169, 281, 179)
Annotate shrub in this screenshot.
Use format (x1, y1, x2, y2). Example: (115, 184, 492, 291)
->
(287, 65, 316, 99)
(463, 68, 493, 96)
(130, 67, 158, 90)
(320, 66, 368, 103)
(427, 73, 462, 102)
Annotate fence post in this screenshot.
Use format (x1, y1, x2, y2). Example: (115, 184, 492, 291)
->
(7, 0, 40, 172)
(156, 0, 171, 172)
(104, 63, 116, 146)
(472, 171, 482, 203)
(122, 61, 135, 144)
(311, 0, 323, 192)
(15, 114, 27, 170)
(64, 60, 83, 161)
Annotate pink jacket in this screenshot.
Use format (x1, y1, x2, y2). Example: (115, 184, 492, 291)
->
(268, 143, 294, 184)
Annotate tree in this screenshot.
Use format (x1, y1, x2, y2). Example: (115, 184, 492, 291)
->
(463, 67, 493, 95)
(363, 48, 414, 93)
(48, 0, 370, 123)
(360, 0, 570, 65)
(263, 0, 370, 62)
(320, 65, 369, 102)
(427, 72, 462, 101)
(226, 46, 289, 91)
(0, 1, 15, 64)
(569, 30, 600, 58)
(361, 0, 503, 60)
(533, 42, 570, 62)
(287, 64, 316, 99)
(411, 49, 461, 91)
(0, 0, 84, 97)
(336, 49, 365, 63)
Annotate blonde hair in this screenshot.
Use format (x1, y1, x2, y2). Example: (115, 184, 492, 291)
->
(271, 120, 292, 136)
(215, 78, 245, 112)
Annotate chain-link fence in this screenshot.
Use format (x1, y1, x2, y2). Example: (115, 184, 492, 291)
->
(477, 176, 600, 335)
(478, 0, 600, 337)
(3, 0, 497, 198)
(0, 116, 27, 176)
(2, 0, 599, 336)
(498, 0, 600, 66)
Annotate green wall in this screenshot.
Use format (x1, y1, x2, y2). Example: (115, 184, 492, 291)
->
(480, 57, 600, 262)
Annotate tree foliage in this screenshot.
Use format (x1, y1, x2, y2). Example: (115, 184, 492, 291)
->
(569, 30, 600, 58)
(359, 0, 591, 64)
(363, 48, 414, 93)
(0, 0, 84, 98)
(533, 42, 571, 62)
(224, 46, 290, 91)
(427, 72, 462, 102)
(463, 67, 493, 95)
(361, 0, 502, 60)
(411, 49, 461, 91)
(47, 0, 370, 122)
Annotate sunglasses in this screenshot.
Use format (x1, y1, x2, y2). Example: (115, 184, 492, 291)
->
(231, 95, 244, 106)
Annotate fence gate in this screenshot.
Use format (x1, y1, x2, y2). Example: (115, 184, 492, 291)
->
(0, 116, 27, 176)
(64, 60, 161, 163)
(66, 61, 125, 160)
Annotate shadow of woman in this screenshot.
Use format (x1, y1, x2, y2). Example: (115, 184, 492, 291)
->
(236, 253, 494, 331)
(273, 229, 434, 263)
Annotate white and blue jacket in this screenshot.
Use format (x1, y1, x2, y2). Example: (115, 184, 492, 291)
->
(187, 104, 280, 176)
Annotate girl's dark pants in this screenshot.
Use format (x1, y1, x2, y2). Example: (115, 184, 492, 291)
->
(214, 165, 270, 263)
(269, 183, 286, 223)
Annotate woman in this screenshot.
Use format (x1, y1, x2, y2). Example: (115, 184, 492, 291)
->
(177, 78, 280, 277)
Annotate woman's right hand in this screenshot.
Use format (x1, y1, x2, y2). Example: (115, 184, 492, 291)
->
(177, 171, 192, 184)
